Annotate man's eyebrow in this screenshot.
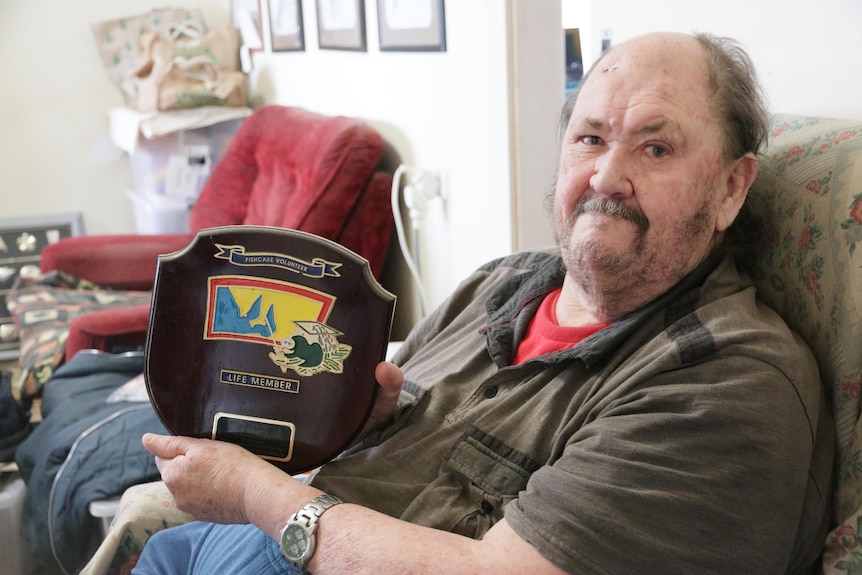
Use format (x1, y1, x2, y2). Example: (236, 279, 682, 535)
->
(582, 117, 605, 130)
(577, 118, 680, 134)
(574, 117, 685, 143)
(638, 120, 685, 138)
(639, 120, 670, 134)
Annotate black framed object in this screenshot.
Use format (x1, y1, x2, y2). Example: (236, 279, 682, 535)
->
(268, 0, 305, 51)
(377, 0, 445, 52)
(0, 213, 85, 360)
(316, 0, 367, 51)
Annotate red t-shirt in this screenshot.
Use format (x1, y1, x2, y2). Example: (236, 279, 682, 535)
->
(512, 287, 608, 365)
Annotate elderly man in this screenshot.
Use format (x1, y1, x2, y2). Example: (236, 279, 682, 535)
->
(133, 31, 833, 574)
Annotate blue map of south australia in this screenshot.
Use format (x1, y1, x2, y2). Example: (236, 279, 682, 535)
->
(212, 288, 277, 338)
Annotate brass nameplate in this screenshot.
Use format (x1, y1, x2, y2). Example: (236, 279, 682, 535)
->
(213, 412, 295, 462)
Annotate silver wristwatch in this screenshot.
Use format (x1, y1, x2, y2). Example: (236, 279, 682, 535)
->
(280, 494, 343, 569)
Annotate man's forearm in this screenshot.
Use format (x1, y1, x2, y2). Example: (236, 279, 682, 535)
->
(247, 468, 566, 575)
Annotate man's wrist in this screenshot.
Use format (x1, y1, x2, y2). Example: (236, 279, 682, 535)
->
(280, 494, 343, 569)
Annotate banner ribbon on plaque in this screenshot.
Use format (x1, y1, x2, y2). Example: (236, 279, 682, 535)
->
(214, 244, 342, 279)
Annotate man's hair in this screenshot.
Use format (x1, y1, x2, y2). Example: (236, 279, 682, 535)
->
(556, 33, 770, 265)
(694, 33, 770, 161)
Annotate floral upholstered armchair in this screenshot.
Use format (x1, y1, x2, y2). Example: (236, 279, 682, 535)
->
(80, 114, 862, 575)
(748, 114, 862, 573)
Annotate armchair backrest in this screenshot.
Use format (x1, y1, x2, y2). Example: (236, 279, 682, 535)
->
(189, 105, 394, 277)
(748, 114, 862, 563)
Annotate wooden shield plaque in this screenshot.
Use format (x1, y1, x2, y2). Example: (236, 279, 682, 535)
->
(144, 226, 396, 474)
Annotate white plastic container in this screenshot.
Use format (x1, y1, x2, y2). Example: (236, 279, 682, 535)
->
(0, 473, 37, 575)
(128, 117, 243, 201)
(108, 107, 251, 235)
(126, 190, 193, 234)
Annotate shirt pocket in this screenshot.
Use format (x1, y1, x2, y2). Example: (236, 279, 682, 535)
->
(400, 427, 537, 538)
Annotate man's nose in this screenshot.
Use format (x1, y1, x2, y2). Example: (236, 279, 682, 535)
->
(589, 148, 634, 198)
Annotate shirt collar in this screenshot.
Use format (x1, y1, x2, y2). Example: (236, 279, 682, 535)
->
(482, 252, 723, 369)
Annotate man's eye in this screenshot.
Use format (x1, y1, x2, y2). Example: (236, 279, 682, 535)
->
(580, 135, 602, 145)
(646, 144, 670, 157)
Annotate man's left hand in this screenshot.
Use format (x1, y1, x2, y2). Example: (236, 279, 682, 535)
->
(141, 433, 295, 525)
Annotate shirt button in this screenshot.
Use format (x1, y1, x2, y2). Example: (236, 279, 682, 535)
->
(481, 500, 494, 514)
(483, 385, 498, 399)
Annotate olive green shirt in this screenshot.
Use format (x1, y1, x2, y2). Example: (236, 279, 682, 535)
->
(312, 250, 833, 574)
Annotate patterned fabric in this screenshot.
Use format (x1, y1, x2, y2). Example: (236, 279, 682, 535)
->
(5, 271, 152, 403)
(747, 114, 862, 573)
(80, 472, 314, 575)
(90, 8, 206, 106)
(78, 481, 195, 575)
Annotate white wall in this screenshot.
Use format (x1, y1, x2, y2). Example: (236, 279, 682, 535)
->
(565, 0, 862, 121)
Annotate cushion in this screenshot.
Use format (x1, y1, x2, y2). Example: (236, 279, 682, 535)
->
(747, 114, 862, 571)
(78, 481, 195, 575)
(189, 105, 394, 277)
(5, 271, 152, 404)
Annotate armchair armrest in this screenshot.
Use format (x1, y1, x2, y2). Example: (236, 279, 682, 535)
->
(40, 233, 194, 291)
(66, 304, 152, 359)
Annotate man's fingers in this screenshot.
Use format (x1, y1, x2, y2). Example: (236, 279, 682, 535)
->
(142, 433, 194, 458)
(375, 361, 404, 396)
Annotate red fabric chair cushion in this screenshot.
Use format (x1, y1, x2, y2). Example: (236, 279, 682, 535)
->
(190, 105, 393, 275)
(40, 234, 193, 291)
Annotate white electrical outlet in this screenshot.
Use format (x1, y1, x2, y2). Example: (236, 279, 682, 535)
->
(405, 167, 444, 202)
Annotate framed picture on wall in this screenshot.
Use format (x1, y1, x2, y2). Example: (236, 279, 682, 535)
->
(232, 0, 263, 71)
(376, 0, 445, 52)
(316, 0, 367, 51)
(268, 0, 305, 51)
(231, 0, 264, 51)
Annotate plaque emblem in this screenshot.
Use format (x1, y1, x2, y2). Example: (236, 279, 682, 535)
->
(204, 274, 351, 376)
(269, 321, 351, 377)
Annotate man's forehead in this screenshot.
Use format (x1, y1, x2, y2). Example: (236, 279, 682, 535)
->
(586, 33, 709, 86)
(572, 38, 712, 126)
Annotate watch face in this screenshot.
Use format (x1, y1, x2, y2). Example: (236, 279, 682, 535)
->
(281, 523, 311, 562)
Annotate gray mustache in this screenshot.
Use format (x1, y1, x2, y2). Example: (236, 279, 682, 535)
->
(575, 196, 649, 231)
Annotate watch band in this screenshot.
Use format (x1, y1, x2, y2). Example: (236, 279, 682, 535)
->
(280, 494, 343, 568)
(294, 493, 342, 527)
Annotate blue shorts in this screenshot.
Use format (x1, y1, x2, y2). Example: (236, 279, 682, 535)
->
(131, 521, 303, 575)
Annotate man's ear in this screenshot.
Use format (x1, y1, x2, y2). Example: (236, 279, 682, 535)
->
(716, 153, 758, 232)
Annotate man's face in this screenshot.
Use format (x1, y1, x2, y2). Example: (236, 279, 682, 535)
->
(553, 34, 738, 318)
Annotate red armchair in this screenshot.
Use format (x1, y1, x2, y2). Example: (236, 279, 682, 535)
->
(40, 105, 395, 359)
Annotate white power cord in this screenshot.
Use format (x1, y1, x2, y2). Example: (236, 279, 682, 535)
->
(391, 164, 439, 317)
